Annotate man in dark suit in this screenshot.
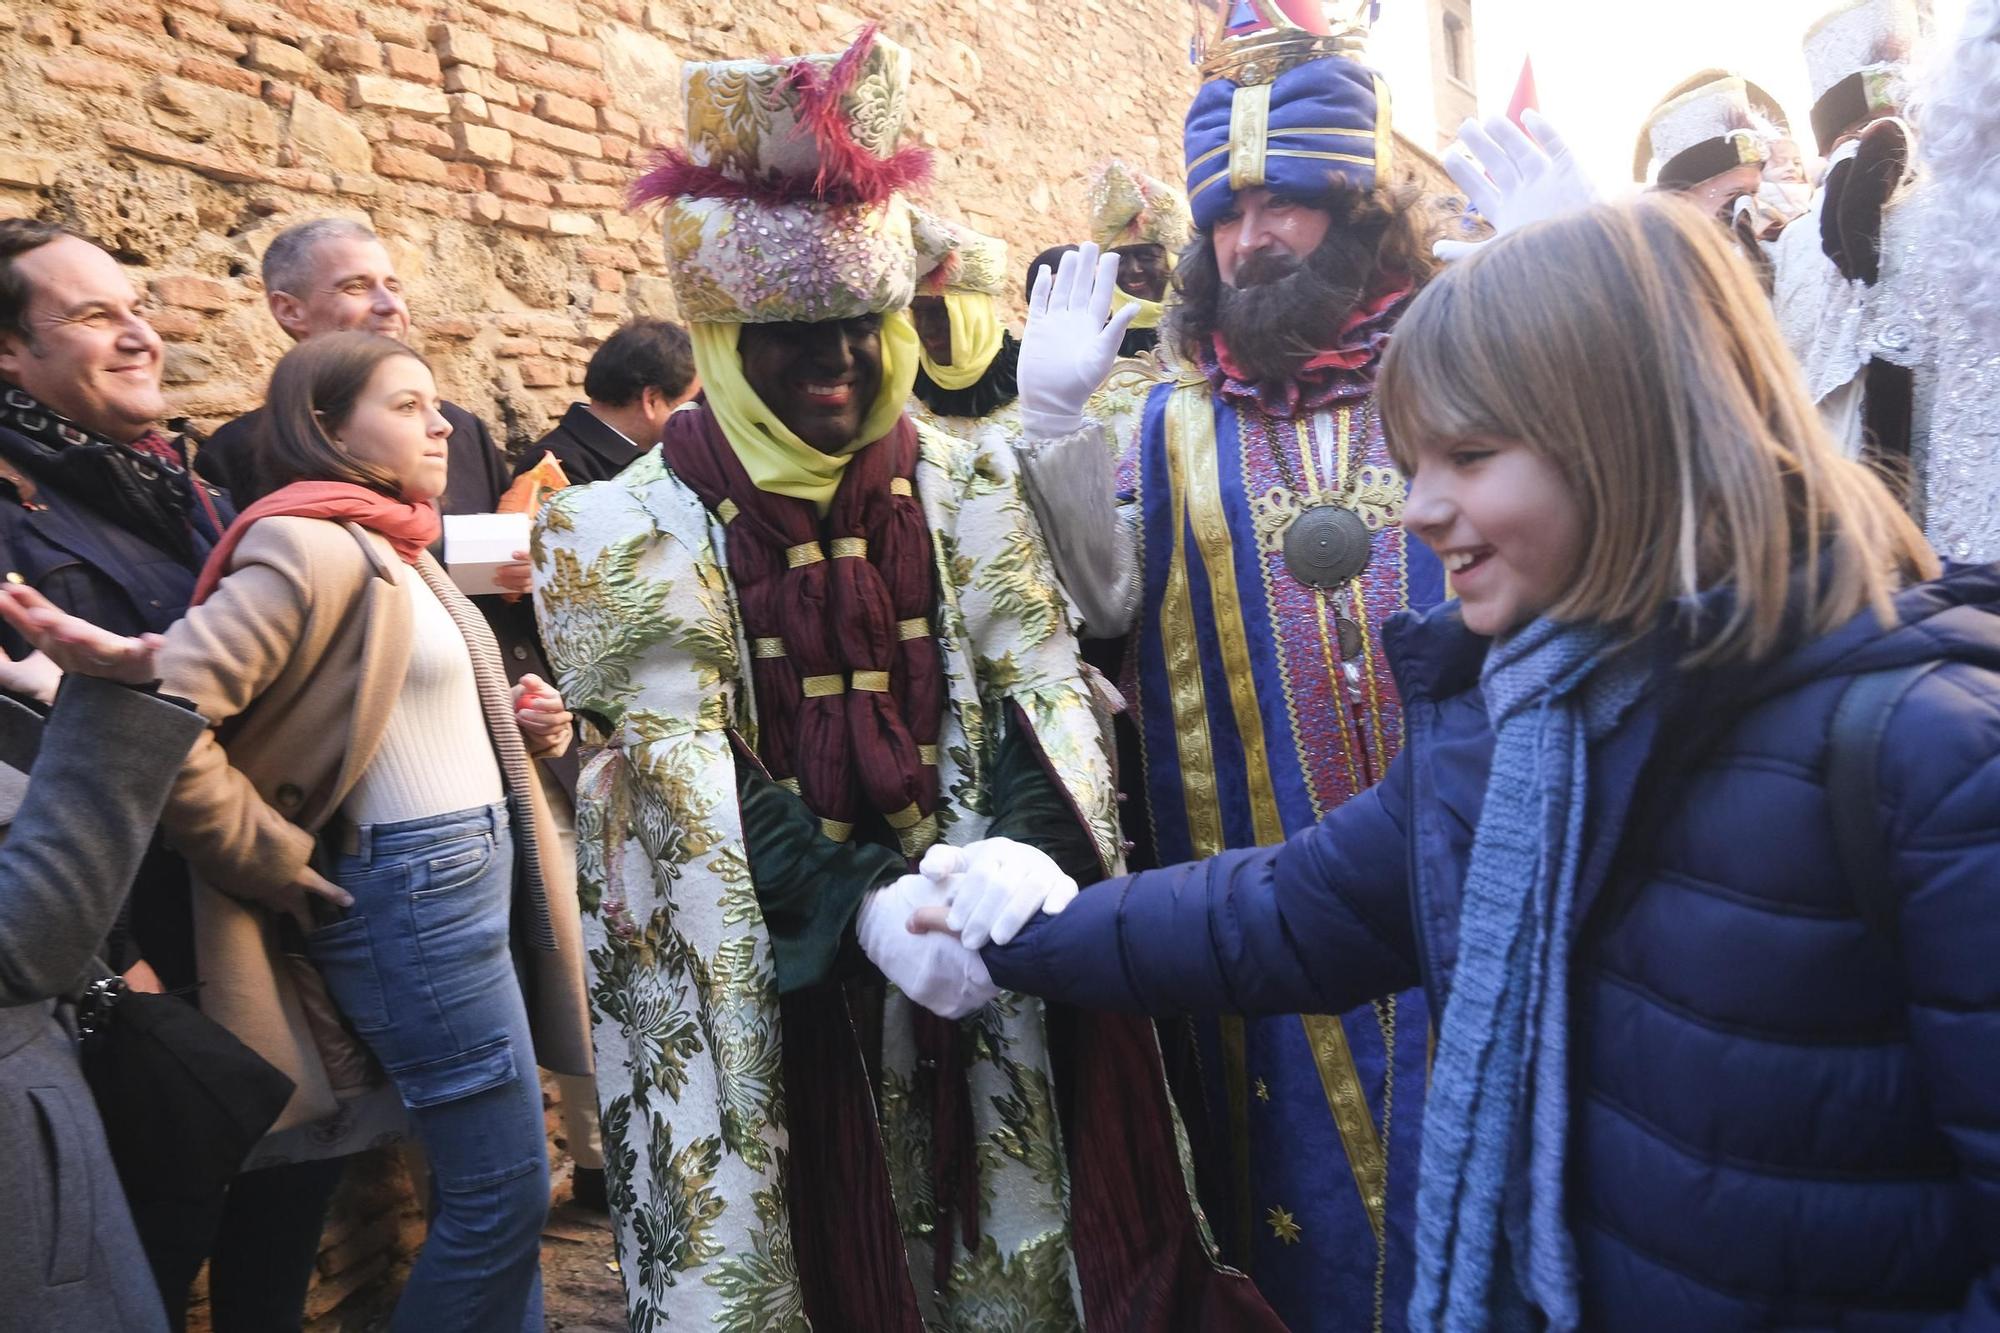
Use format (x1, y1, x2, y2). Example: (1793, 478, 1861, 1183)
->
(516, 318, 698, 485)
(196, 218, 513, 532)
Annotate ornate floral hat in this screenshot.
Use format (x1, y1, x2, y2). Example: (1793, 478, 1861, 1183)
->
(1634, 71, 1790, 188)
(632, 28, 931, 324)
(910, 208, 1010, 298)
(1803, 0, 1923, 154)
(1086, 160, 1192, 252)
(1182, 0, 1389, 232)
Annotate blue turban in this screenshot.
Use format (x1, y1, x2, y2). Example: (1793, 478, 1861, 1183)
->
(1184, 55, 1389, 231)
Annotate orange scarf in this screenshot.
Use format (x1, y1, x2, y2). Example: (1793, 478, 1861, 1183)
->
(192, 480, 440, 605)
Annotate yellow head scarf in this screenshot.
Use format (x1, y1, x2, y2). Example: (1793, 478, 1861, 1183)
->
(688, 310, 920, 512)
(918, 291, 1006, 391)
(1112, 286, 1164, 331)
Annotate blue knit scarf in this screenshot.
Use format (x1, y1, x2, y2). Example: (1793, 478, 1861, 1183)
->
(1409, 616, 1651, 1332)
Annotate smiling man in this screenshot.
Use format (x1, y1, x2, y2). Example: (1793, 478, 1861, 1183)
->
(531, 29, 1279, 1332)
(195, 218, 509, 522)
(1006, 4, 1446, 1330)
(1086, 159, 1192, 358)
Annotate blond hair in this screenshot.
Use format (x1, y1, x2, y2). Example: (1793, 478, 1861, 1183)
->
(1378, 195, 1937, 665)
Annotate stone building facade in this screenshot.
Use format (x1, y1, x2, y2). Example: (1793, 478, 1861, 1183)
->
(0, 0, 1197, 452)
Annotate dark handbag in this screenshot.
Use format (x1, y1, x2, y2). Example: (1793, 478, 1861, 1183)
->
(74, 973, 298, 1207)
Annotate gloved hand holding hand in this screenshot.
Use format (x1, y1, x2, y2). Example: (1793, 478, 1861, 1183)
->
(1017, 242, 1141, 439)
(856, 873, 1000, 1019)
(1435, 110, 1598, 262)
(917, 837, 1078, 950)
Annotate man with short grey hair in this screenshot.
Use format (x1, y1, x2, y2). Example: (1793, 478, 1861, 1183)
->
(195, 218, 510, 527)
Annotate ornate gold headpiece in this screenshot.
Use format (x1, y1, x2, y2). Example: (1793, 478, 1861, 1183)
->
(1198, 0, 1372, 87)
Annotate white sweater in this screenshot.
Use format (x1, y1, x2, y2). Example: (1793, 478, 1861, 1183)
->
(342, 572, 504, 828)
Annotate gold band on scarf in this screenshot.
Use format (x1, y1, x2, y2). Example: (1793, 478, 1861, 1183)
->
(852, 670, 891, 693)
(918, 744, 939, 765)
(717, 498, 739, 523)
(821, 818, 854, 843)
(688, 309, 921, 514)
(802, 674, 845, 697)
(918, 291, 1006, 390)
(786, 542, 825, 568)
(890, 477, 912, 497)
(897, 618, 930, 640)
(831, 538, 868, 559)
(753, 637, 787, 659)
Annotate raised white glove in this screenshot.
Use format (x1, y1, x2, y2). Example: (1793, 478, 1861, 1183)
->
(856, 873, 999, 1019)
(1434, 110, 1598, 262)
(1016, 242, 1141, 439)
(920, 838, 1078, 951)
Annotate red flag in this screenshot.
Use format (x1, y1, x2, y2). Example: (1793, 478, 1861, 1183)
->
(1507, 56, 1539, 128)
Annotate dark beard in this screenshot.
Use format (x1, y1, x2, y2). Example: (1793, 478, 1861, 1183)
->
(1210, 227, 1377, 386)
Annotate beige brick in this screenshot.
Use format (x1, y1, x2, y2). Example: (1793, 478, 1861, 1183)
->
(487, 168, 551, 203)
(287, 83, 372, 172)
(316, 34, 381, 73)
(387, 116, 453, 153)
(441, 160, 484, 191)
(580, 242, 640, 271)
(518, 356, 566, 387)
(598, 106, 638, 140)
(381, 42, 441, 84)
(546, 34, 602, 70)
(574, 159, 622, 185)
(497, 336, 540, 356)
(216, 0, 295, 39)
(500, 200, 552, 232)
(0, 150, 57, 189)
(426, 315, 481, 339)
(42, 55, 139, 95)
(511, 141, 564, 178)
(79, 30, 176, 72)
(177, 55, 260, 96)
(348, 74, 448, 117)
(428, 23, 495, 70)
(495, 51, 609, 106)
(20, 14, 68, 46)
(470, 0, 582, 37)
(150, 275, 235, 311)
(443, 64, 520, 106)
(591, 267, 623, 292)
(446, 92, 490, 124)
(245, 35, 312, 80)
(460, 191, 503, 223)
(374, 142, 447, 184)
(534, 90, 594, 131)
(450, 122, 512, 166)
(278, 0, 358, 31)
(553, 180, 619, 209)
(547, 210, 596, 236)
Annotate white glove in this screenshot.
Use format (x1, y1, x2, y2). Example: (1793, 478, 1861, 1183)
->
(1016, 242, 1141, 439)
(1434, 110, 1598, 262)
(856, 874, 999, 1019)
(920, 838, 1078, 951)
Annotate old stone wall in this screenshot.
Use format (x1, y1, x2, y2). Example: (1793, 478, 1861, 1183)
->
(0, 0, 1198, 452)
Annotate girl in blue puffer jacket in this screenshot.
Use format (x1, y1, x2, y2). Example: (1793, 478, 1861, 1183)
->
(916, 196, 2000, 1331)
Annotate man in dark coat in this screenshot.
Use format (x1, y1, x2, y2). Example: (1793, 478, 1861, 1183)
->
(0, 584, 206, 1333)
(518, 318, 698, 485)
(195, 218, 510, 518)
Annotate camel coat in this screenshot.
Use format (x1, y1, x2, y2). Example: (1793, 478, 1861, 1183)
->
(156, 516, 592, 1134)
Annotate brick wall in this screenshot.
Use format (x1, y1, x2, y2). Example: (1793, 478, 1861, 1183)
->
(0, 0, 1198, 451)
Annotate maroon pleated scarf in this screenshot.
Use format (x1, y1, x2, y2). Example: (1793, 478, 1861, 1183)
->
(663, 406, 945, 854)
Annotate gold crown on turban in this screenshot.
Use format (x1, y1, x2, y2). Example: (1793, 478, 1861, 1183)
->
(1197, 0, 1373, 87)
(1086, 160, 1193, 252)
(910, 208, 1010, 298)
(633, 28, 931, 324)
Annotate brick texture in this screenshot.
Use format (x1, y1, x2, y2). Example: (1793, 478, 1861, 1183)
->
(0, 0, 1257, 551)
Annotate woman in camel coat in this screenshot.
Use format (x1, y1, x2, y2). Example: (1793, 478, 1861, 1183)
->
(156, 331, 591, 1332)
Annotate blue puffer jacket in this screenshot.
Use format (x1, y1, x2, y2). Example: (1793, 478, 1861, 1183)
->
(989, 563, 2000, 1330)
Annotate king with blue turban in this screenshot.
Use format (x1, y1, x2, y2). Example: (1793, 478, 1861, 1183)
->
(1010, 4, 1443, 1330)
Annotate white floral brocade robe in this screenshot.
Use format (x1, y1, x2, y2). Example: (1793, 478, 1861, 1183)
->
(531, 425, 1124, 1332)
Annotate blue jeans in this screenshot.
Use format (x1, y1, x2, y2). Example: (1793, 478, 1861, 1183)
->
(307, 804, 546, 1333)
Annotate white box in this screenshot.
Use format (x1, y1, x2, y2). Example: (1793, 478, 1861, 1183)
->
(443, 511, 532, 597)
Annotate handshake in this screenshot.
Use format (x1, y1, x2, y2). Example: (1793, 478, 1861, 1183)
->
(855, 838, 1079, 1020)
